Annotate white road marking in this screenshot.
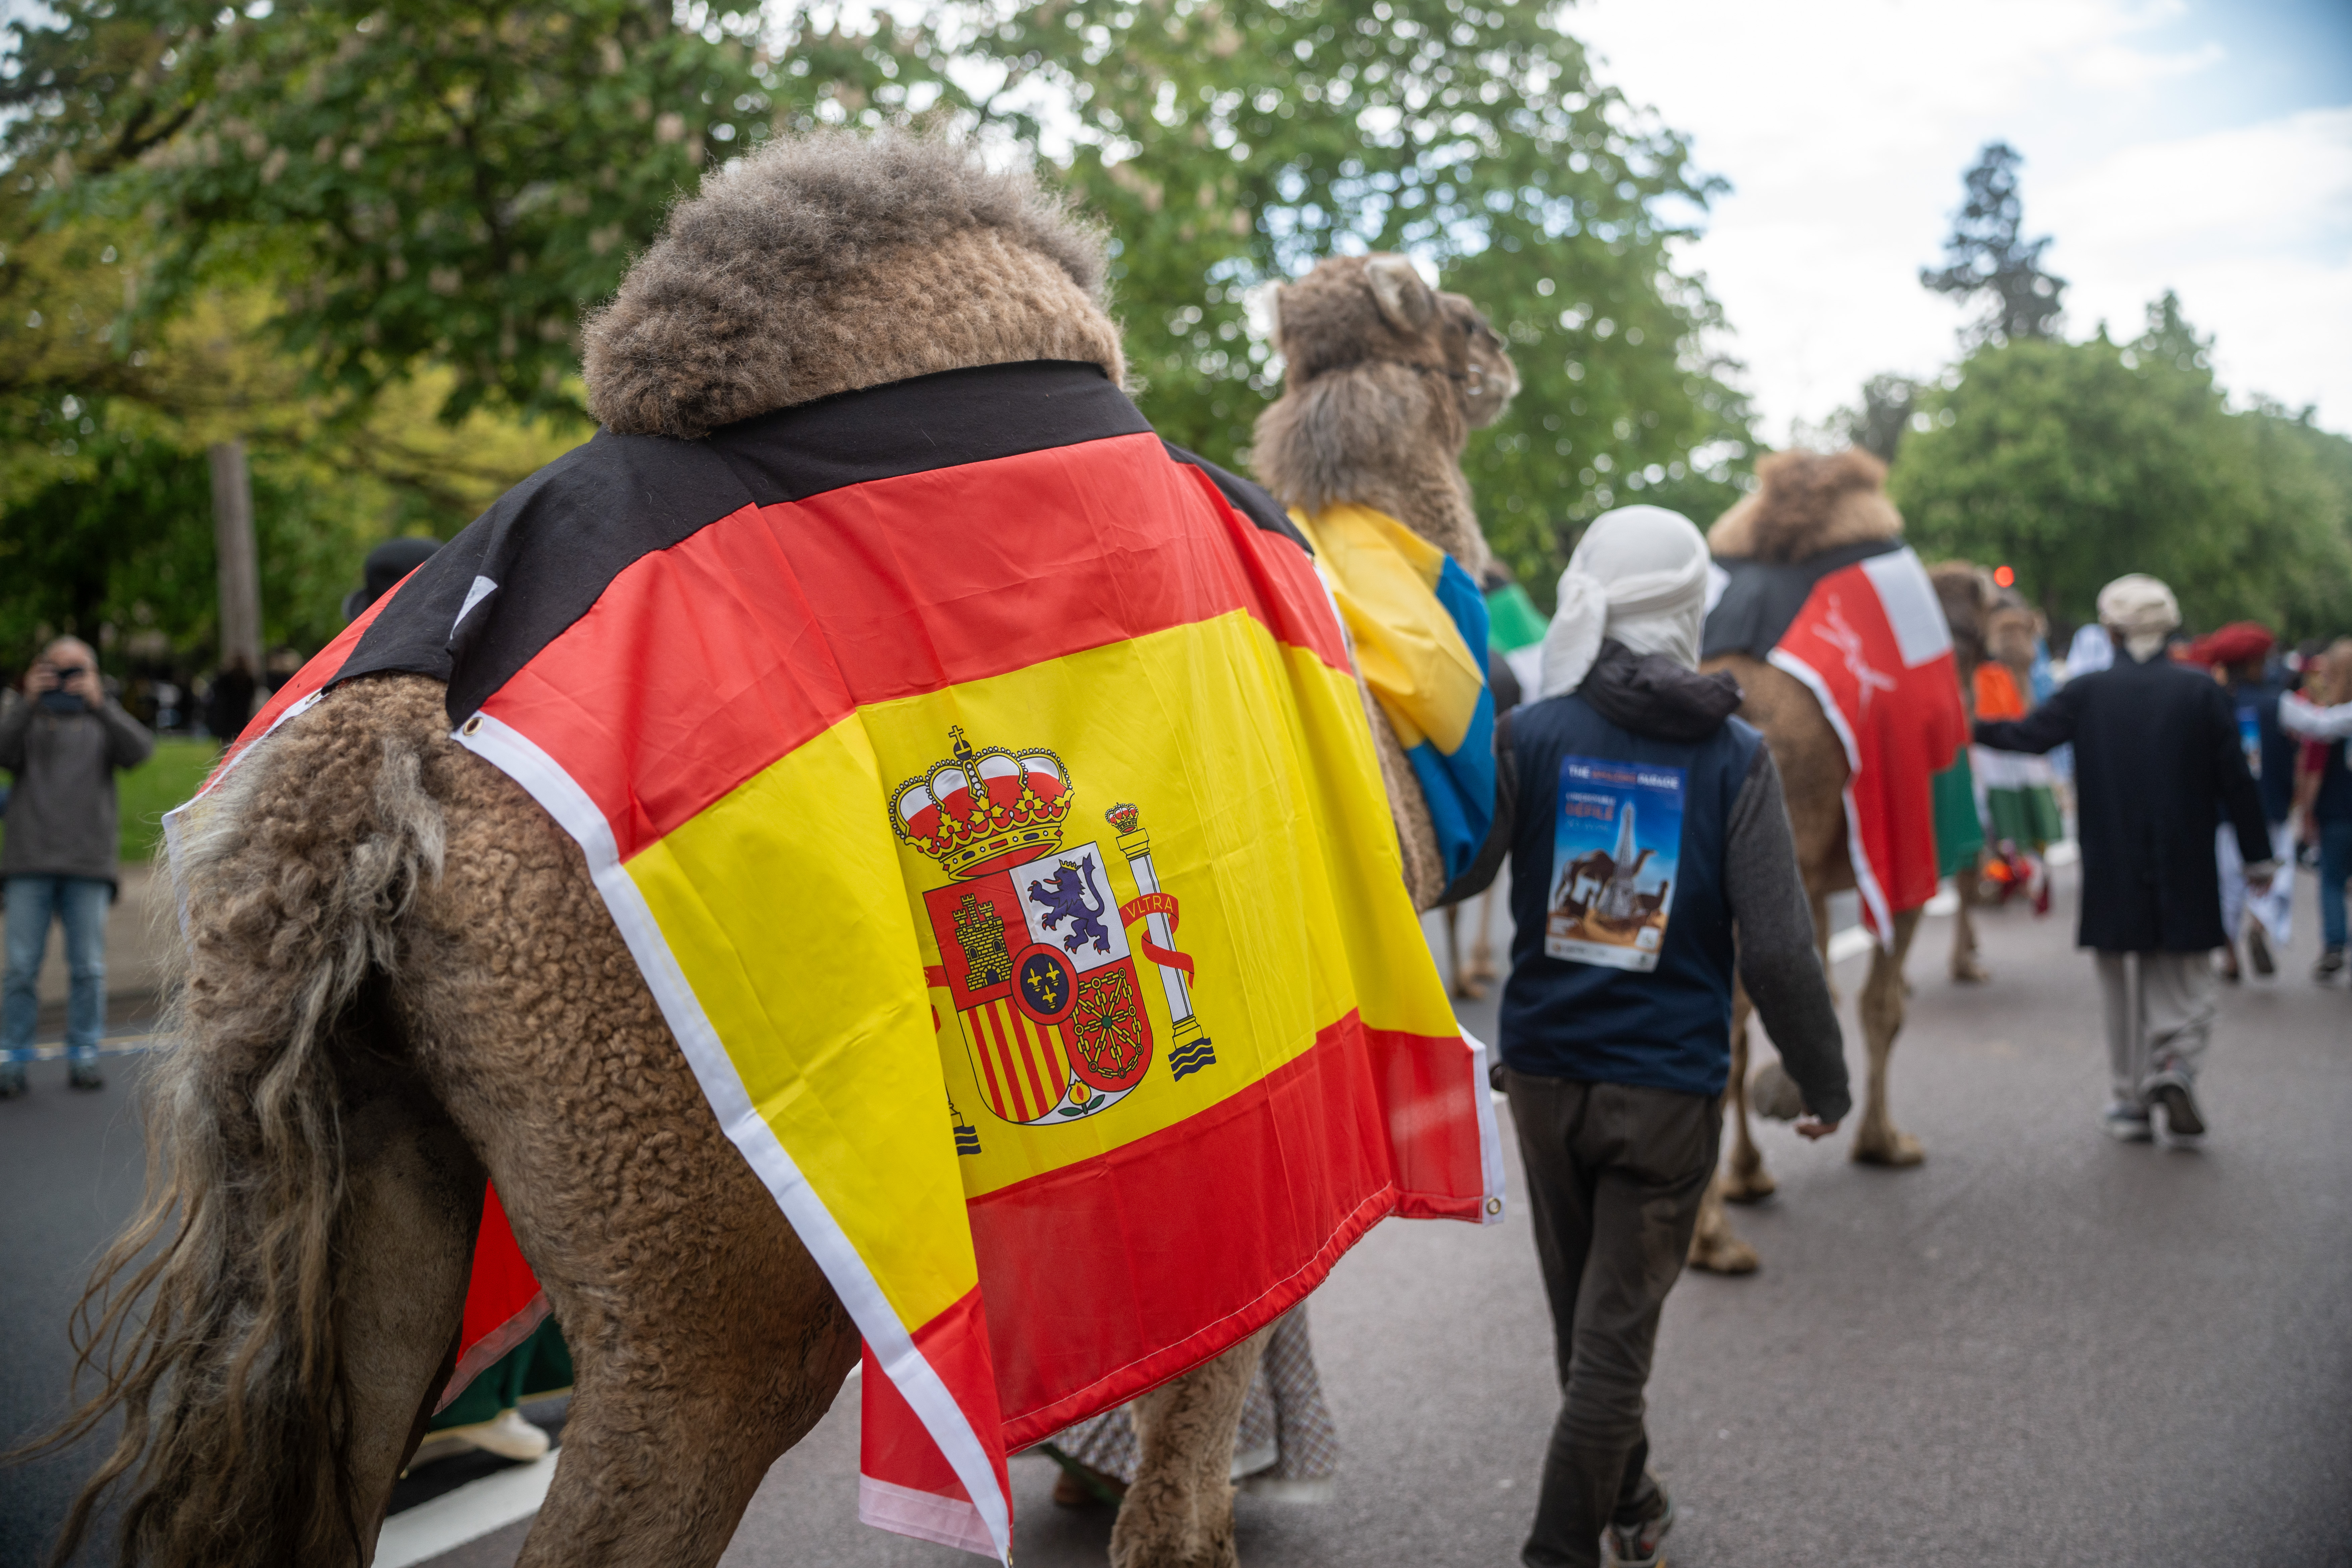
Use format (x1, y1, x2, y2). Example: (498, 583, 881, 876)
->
(374, 1366, 866, 1563)
(1826, 927, 1877, 965)
(373, 1450, 560, 1567)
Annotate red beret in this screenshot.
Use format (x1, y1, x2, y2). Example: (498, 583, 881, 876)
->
(2192, 621, 2275, 668)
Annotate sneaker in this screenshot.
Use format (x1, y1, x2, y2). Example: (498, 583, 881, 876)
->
(2101, 1102, 2153, 1142)
(67, 1061, 104, 1091)
(2247, 926, 2274, 977)
(444, 1407, 550, 1462)
(1605, 1477, 1675, 1568)
(2317, 947, 2346, 983)
(2146, 1070, 2205, 1141)
(0, 1064, 25, 1098)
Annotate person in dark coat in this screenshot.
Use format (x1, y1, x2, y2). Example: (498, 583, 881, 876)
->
(0, 637, 156, 1094)
(1974, 575, 2273, 1144)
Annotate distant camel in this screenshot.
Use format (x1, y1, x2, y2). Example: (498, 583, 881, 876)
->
(1687, 450, 1973, 1275)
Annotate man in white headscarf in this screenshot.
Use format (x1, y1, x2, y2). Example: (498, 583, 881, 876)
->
(1975, 573, 2274, 1144)
(1447, 505, 1847, 1568)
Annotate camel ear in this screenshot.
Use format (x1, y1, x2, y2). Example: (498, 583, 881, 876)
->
(1365, 255, 1435, 334)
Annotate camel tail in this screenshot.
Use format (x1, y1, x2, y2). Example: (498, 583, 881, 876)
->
(25, 689, 448, 1568)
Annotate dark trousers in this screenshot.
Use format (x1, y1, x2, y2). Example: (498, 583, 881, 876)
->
(1504, 1069, 1721, 1568)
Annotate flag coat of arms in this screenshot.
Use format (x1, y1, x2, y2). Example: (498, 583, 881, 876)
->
(185, 361, 1504, 1559)
(1702, 540, 1968, 938)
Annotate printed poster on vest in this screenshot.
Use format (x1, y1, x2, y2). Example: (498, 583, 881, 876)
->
(1546, 757, 1685, 972)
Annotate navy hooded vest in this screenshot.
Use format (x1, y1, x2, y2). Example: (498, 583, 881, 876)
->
(1499, 692, 1762, 1097)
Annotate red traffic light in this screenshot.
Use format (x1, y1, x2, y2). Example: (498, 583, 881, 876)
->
(1993, 565, 2015, 588)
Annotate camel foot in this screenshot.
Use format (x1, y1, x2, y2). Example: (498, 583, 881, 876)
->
(1720, 1161, 1777, 1204)
(1851, 1127, 1925, 1168)
(1687, 1224, 1759, 1275)
(1950, 955, 1991, 983)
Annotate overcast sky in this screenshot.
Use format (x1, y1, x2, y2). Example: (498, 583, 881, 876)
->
(1568, 0, 2352, 442)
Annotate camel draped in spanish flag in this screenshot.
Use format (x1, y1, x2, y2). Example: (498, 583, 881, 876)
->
(197, 363, 1504, 1560)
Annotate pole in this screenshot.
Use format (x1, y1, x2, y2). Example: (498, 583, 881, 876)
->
(207, 439, 262, 675)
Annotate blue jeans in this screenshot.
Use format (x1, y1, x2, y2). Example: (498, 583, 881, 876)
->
(2321, 819, 2352, 952)
(3, 875, 110, 1060)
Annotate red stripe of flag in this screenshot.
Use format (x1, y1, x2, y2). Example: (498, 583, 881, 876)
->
(967, 1014, 1484, 1445)
(478, 433, 1348, 861)
(970, 1006, 1013, 1122)
(1011, 1013, 1054, 1120)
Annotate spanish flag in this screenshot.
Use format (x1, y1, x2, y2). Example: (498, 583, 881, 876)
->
(196, 362, 1504, 1557)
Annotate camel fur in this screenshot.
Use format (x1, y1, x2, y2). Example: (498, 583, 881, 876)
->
(1686, 449, 1952, 1276)
(1253, 255, 1518, 909)
(42, 133, 1389, 1568)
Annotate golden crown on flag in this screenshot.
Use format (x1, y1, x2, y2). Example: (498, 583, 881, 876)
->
(891, 726, 1075, 879)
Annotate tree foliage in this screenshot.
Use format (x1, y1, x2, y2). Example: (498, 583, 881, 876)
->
(6, 0, 1755, 603)
(1920, 141, 2066, 347)
(1891, 293, 2352, 640)
(3, 0, 961, 424)
(968, 0, 1755, 590)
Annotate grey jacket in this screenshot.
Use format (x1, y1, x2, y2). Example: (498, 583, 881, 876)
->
(0, 691, 157, 888)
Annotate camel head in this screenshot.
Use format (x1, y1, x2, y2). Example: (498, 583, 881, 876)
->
(1984, 599, 2041, 673)
(1250, 253, 1515, 575)
(1927, 560, 1999, 681)
(1707, 447, 1901, 565)
(1440, 290, 1521, 431)
(583, 132, 1124, 440)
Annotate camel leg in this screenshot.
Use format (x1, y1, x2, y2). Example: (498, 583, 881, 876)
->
(1851, 906, 1925, 1168)
(1685, 1175, 1758, 1276)
(1950, 853, 1990, 982)
(1444, 903, 1480, 1001)
(400, 727, 861, 1568)
(1811, 890, 1843, 1010)
(1718, 981, 1775, 1204)
(345, 1028, 486, 1558)
(1465, 885, 1501, 991)
(1112, 1331, 1269, 1568)
(1688, 993, 1761, 1273)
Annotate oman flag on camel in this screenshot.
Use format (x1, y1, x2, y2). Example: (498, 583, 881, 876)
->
(1704, 541, 1967, 941)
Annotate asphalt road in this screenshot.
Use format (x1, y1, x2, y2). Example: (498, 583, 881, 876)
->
(7, 861, 2351, 1567)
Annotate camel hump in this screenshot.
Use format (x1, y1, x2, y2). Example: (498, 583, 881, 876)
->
(583, 131, 1123, 440)
(1708, 447, 1901, 563)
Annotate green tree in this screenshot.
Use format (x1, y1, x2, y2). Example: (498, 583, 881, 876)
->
(1890, 293, 2352, 639)
(3, 0, 959, 424)
(8, 0, 1753, 603)
(964, 0, 1757, 593)
(1920, 141, 2066, 346)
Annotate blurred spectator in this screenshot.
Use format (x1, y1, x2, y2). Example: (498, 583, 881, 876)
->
(205, 654, 257, 744)
(0, 638, 156, 1095)
(1972, 599, 2060, 915)
(344, 536, 441, 622)
(2281, 639, 2352, 982)
(2189, 623, 2297, 980)
(2065, 620, 2114, 680)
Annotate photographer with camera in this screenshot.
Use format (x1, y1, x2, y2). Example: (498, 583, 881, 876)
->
(0, 637, 155, 1095)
